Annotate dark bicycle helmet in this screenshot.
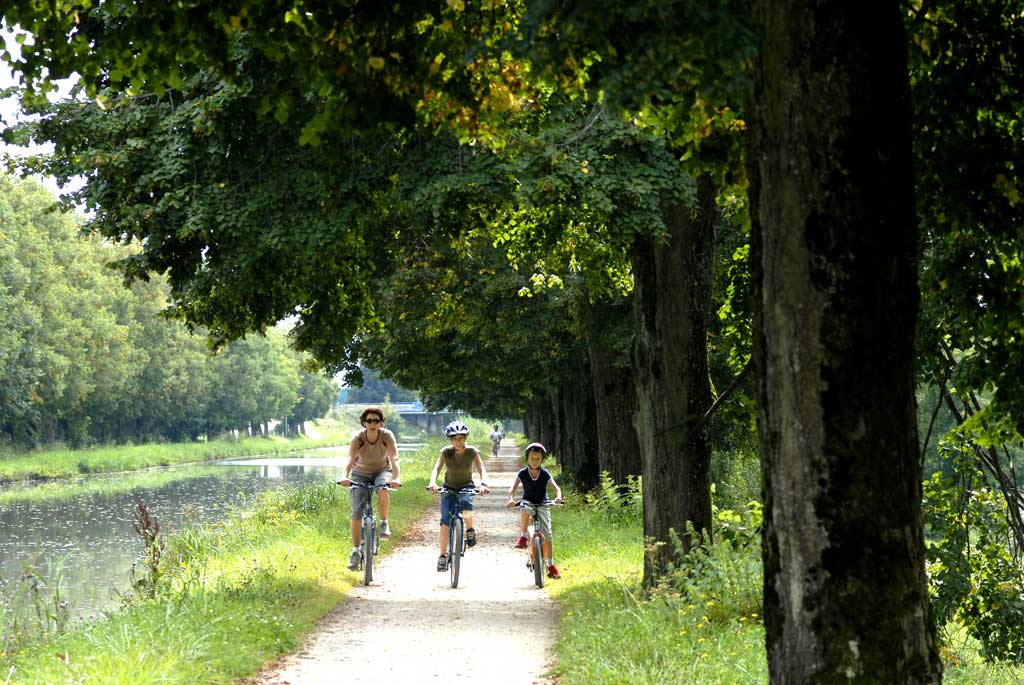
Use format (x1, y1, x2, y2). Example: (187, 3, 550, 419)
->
(524, 442, 548, 456)
(445, 420, 470, 437)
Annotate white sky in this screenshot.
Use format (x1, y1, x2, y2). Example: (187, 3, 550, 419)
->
(1, 24, 83, 200)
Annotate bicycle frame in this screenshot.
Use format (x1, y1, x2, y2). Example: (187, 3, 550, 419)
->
(348, 482, 391, 586)
(516, 500, 559, 588)
(437, 485, 478, 589)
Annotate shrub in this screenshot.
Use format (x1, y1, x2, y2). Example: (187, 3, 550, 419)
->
(924, 449, 1024, 663)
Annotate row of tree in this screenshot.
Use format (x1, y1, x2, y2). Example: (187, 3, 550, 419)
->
(0, 175, 338, 447)
(4, 0, 1023, 679)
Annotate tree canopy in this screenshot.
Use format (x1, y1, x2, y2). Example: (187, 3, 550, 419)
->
(0, 173, 337, 446)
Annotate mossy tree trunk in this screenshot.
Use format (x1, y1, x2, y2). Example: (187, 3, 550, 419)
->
(749, 1, 941, 680)
(557, 354, 600, 492)
(589, 340, 641, 489)
(632, 175, 716, 585)
(524, 392, 558, 456)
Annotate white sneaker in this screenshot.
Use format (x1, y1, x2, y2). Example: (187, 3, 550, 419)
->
(380, 520, 391, 538)
(347, 549, 361, 570)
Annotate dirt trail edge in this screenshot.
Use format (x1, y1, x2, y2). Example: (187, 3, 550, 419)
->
(242, 440, 558, 685)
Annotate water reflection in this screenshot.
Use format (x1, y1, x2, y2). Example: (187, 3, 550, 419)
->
(0, 452, 353, 621)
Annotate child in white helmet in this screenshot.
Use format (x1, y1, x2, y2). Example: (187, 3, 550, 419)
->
(427, 420, 491, 571)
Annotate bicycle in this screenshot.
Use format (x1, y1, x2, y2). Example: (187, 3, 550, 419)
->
(514, 499, 562, 588)
(432, 485, 480, 588)
(339, 480, 394, 586)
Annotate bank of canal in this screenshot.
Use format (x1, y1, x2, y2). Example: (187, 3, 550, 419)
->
(0, 444, 425, 621)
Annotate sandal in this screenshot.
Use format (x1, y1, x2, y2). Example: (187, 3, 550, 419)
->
(466, 528, 477, 547)
(437, 555, 447, 572)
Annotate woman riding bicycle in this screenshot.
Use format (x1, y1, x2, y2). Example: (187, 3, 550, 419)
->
(338, 406, 401, 570)
(427, 420, 490, 571)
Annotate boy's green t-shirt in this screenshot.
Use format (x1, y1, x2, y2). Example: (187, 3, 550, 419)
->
(441, 446, 480, 489)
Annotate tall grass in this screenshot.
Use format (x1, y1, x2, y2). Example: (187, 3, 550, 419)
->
(0, 442, 439, 684)
(0, 558, 71, 659)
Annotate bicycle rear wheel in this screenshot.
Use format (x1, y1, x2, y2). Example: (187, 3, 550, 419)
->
(362, 519, 375, 585)
(532, 534, 544, 588)
(450, 517, 464, 588)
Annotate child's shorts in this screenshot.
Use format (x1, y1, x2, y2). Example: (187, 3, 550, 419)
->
(523, 502, 553, 540)
(439, 489, 474, 525)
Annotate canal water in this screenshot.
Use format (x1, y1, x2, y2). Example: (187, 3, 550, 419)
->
(0, 444, 424, 622)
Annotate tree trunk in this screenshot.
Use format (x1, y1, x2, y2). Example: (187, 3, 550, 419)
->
(749, 2, 941, 680)
(553, 387, 565, 457)
(631, 175, 715, 585)
(587, 318, 641, 490)
(559, 354, 600, 492)
(524, 393, 558, 454)
(523, 405, 537, 445)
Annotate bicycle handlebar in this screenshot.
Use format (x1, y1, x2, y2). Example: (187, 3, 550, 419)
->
(513, 499, 563, 508)
(337, 481, 396, 491)
(430, 485, 481, 494)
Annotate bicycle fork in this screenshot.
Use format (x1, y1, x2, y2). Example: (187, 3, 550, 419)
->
(526, 526, 541, 568)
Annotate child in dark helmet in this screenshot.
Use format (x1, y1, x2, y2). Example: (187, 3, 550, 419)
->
(427, 420, 491, 572)
(507, 442, 563, 579)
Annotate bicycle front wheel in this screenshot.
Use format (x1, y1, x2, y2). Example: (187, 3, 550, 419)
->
(450, 517, 464, 588)
(362, 519, 375, 585)
(532, 534, 544, 588)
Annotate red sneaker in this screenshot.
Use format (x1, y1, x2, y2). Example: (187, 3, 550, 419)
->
(514, 536, 528, 549)
(547, 564, 561, 579)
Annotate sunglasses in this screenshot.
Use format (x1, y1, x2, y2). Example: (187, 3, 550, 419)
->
(364, 418, 382, 424)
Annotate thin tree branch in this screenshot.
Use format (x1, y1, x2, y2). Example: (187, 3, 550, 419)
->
(653, 359, 752, 441)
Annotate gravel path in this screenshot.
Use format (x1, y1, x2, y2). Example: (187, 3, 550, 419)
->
(243, 441, 558, 685)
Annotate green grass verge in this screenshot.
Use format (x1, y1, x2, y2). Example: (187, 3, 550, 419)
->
(0, 442, 439, 684)
(546, 484, 1024, 684)
(0, 420, 351, 483)
(546, 495, 767, 684)
(7, 445, 1022, 684)
(0, 465, 235, 505)
(939, 622, 1024, 684)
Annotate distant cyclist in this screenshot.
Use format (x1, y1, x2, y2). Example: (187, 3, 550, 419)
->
(489, 423, 505, 458)
(337, 406, 401, 570)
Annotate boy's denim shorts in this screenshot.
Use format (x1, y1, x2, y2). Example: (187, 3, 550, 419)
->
(349, 470, 392, 520)
(439, 489, 474, 525)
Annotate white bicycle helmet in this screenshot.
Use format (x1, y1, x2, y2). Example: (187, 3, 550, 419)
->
(445, 420, 470, 437)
